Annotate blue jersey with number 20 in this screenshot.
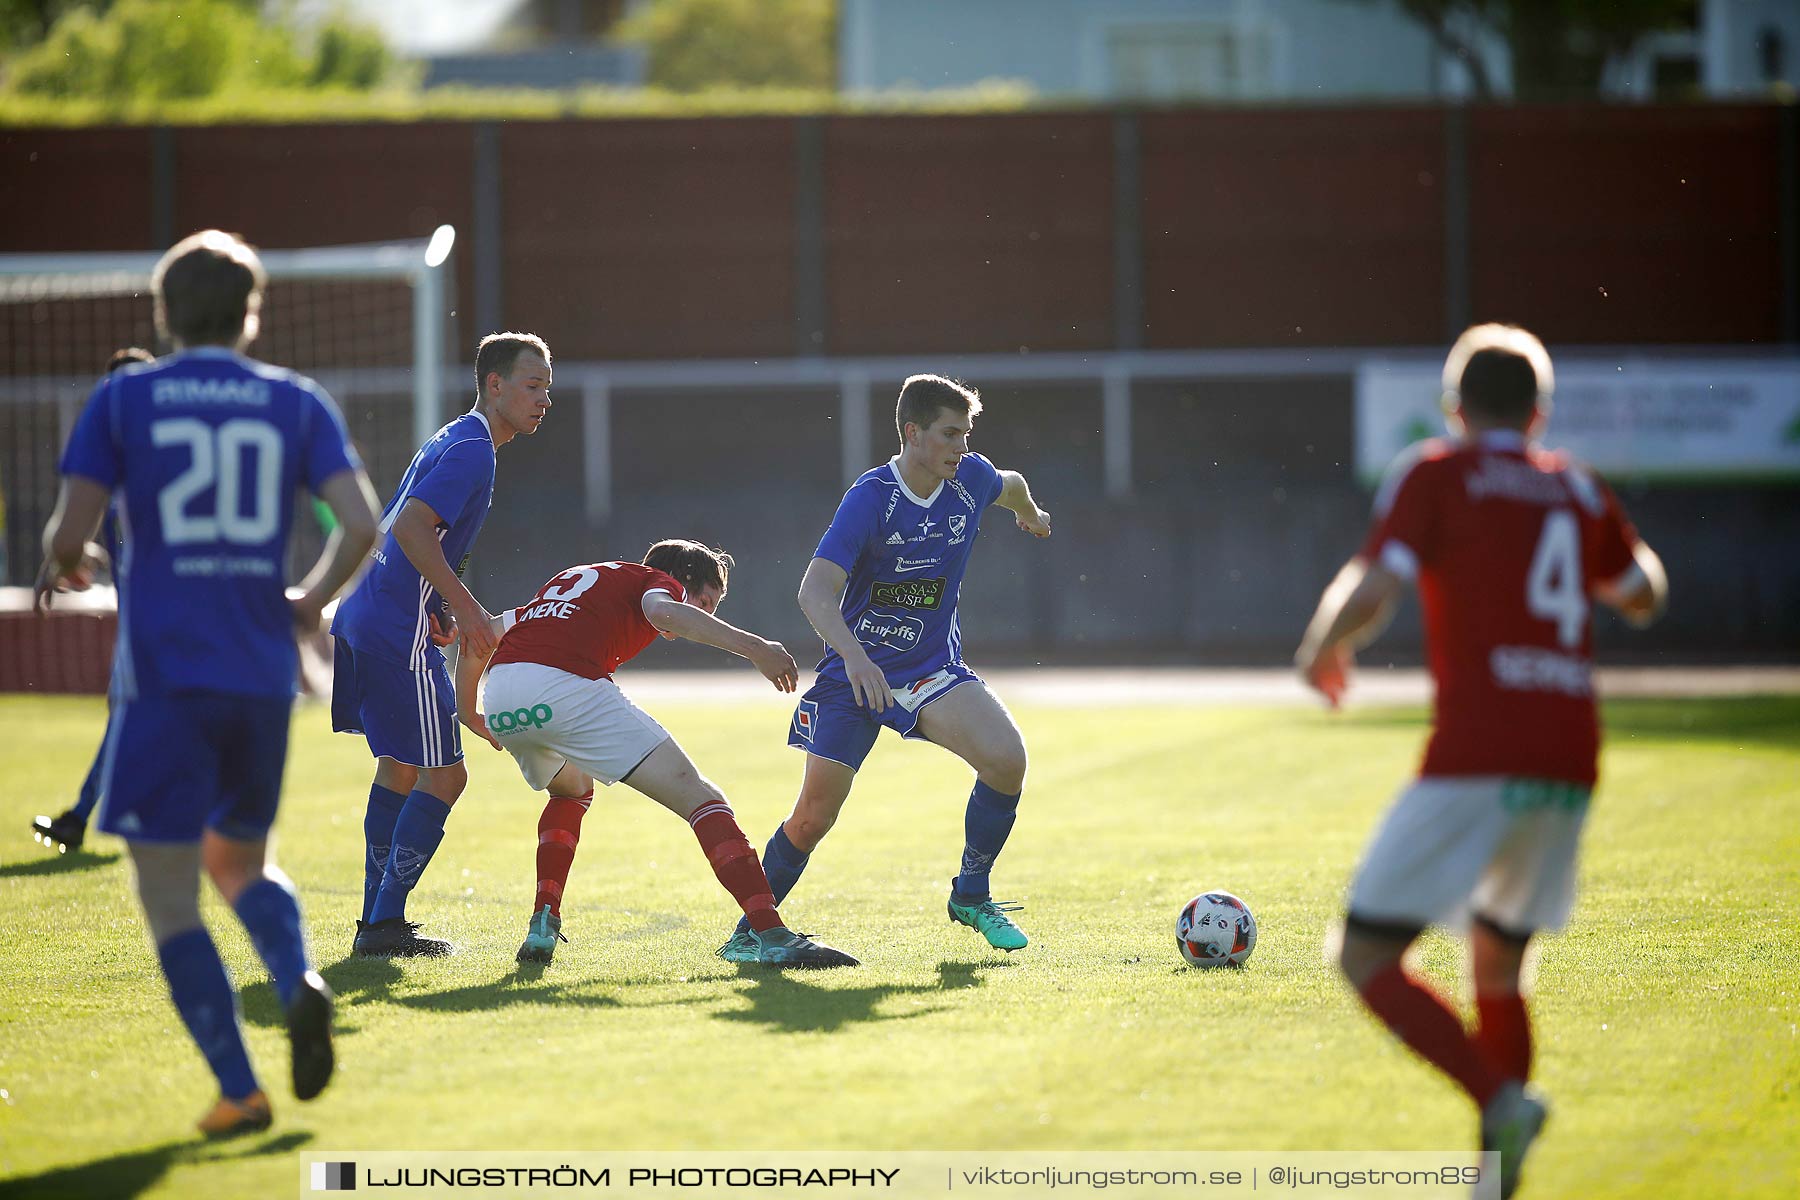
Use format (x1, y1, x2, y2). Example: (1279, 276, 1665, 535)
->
(59, 348, 360, 700)
(812, 453, 1005, 687)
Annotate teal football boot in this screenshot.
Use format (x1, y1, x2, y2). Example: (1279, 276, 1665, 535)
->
(754, 927, 859, 968)
(516, 904, 567, 964)
(947, 894, 1028, 951)
(714, 929, 762, 964)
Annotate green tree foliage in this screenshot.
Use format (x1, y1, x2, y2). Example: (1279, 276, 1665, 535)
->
(0, 0, 92, 53)
(2, 0, 394, 100)
(309, 17, 391, 89)
(614, 0, 836, 92)
(1380, 0, 1696, 100)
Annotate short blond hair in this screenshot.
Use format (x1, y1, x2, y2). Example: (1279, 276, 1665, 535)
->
(1442, 324, 1554, 426)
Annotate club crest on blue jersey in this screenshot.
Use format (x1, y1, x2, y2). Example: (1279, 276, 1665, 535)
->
(793, 699, 820, 743)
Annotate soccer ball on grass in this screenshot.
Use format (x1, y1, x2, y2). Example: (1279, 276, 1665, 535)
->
(1176, 891, 1257, 968)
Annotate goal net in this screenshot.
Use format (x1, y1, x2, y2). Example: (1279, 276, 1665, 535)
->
(0, 229, 455, 588)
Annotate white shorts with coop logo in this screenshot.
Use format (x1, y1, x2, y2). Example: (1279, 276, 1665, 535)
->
(1346, 775, 1592, 936)
(479, 662, 668, 790)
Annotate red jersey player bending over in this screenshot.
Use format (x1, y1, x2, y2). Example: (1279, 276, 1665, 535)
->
(1295, 324, 1667, 1200)
(454, 539, 858, 969)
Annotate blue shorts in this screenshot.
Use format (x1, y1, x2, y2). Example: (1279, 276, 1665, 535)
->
(96, 692, 292, 843)
(331, 638, 462, 767)
(787, 663, 979, 771)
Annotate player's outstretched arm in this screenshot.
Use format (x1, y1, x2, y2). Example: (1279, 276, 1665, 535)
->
(290, 467, 381, 634)
(391, 497, 499, 660)
(641, 594, 799, 692)
(1593, 540, 1668, 629)
(1294, 557, 1403, 709)
(798, 557, 894, 711)
(994, 469, 1051, 538)
(452, 616, 507, 750)
(34, 477, 110, 613)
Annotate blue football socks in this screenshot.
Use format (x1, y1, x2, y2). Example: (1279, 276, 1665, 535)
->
(369, 790, 452, 924)
(234, 876, 310, 1009)
(734, 824, 810, 936)
(157, 927, 259, 1101)
(362, 785, 408, 923)
(952, 780, 1021, 902)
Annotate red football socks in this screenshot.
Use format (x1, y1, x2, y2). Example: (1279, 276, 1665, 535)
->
(534, 793, 591, 917)
(1359, 963, 1505, 1107)
(1475, 989, 1534, 1083)
(689, 803, 781, 933)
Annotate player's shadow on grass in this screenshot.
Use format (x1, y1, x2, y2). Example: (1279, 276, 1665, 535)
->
(0, 849, 121, 878)
(241, 960, 622, 1029)
(2, 1129, 311, 1199)
(717, 959, 1009, 1034)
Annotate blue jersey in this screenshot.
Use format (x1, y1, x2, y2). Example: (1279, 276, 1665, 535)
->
(331, 411, 496, 670)
(813, 453, 1006, 686)
(59, 347, 359, 700)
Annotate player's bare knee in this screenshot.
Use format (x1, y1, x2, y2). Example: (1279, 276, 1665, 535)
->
(785, 810, 836, 850)
(201, 856, 252, 903)
(1471, 917, 1531, 993)
(130, 843, 204, 944)
(200, 838, 267, 904)
(1334, 924, 1405, 988)
(693, 776, 728, 812)
(375, 758, 419, 795)
(979, 740, 1028, 794)
(420, 761, 468, 805)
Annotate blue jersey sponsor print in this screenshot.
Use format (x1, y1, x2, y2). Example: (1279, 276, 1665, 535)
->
(59, 348, 359, 700)
(332, 411, 496, 670)
(812, 453, 1005, 687)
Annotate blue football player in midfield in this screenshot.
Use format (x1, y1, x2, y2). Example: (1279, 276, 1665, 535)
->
(36, 230, 382, 1136)
(331, 332, 552, 957)
(31, 346, 154, 856)
(717, 374, 1052, 963)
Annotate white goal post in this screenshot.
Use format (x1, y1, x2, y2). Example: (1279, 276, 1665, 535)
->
(0, 225, 456, 451)
(0, 228, 456, 586)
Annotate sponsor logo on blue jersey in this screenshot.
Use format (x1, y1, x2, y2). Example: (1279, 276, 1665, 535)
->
(855, 611, 925, 652)
(810, 453, 1005, 687)
(872, 578, 946, 609)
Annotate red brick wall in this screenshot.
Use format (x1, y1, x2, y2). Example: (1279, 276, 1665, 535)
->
(502, 118, 800, 360)
(0, 127, 154, 252)
(2, 106, 1787, 358)
(823, 114, 1115, 354)
(1468, 105, 1782, 345)
(1140, 108, 1449, 348)
(0, 610, 114, 693)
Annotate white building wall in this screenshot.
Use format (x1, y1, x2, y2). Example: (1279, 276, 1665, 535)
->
(841, 0, 1448, 101)
(1703, 0, 1800, 94)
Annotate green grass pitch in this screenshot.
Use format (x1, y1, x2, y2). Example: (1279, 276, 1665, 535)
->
(1, 690, 1795, 1198)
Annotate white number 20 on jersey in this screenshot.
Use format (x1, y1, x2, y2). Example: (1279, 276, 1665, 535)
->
(1526, 509, 1587, 649)
(152, 417, 282, 546)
